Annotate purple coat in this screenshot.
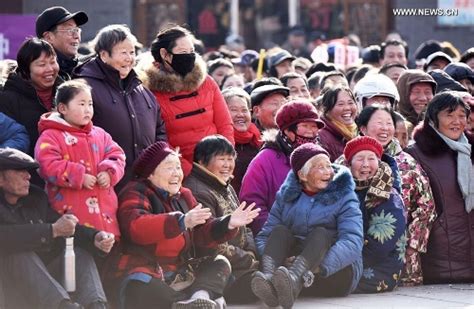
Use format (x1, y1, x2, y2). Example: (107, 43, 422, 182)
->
(239, 135, 291, 235)
(318, 117, 348, 162)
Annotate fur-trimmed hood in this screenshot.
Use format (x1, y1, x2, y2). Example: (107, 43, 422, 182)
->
(140, 55, 207, 93)
(277, 164, 355, 205)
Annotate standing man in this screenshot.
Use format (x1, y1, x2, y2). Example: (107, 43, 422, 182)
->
(36, 6, 88, 79)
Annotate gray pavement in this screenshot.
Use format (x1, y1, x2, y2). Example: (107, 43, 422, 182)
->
(229, 284, 474, 308)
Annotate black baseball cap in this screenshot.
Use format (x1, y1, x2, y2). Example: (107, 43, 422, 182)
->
(36, 6, 88, 38)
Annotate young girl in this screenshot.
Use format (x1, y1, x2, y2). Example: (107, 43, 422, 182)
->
(35, 79, 126, 238)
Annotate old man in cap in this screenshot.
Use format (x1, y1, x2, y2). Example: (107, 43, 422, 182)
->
(0, 148, 114, 309)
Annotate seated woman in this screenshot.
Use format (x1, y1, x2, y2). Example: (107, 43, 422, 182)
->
(117, 141, 259, 308)
(343, 136, 406, 293)
(184, 135, 259, 304)
(253, 143, 363, 309)
(406, 91, 474, 283)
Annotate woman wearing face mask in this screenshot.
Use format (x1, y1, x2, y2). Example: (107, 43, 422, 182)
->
(240, 101, 325, 236)
(143, 25, 234, 176)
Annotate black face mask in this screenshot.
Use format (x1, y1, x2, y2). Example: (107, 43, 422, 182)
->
(168, 52, 196, 77)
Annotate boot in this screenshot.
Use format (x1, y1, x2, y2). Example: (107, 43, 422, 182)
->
(272, 256, 314, 309)
(250, 255, 279, 307)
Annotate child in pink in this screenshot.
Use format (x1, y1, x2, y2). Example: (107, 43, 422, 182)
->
(35, 79, 126, 238)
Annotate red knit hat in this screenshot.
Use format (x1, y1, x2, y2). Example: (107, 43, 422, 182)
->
(275, 101, 325, 131)
(290, 143, 329, 174)
(133, 141, 175, 178)
(343, 136, 383, 163)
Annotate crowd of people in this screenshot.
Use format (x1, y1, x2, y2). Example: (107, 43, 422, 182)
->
(0, 5, 473, 309)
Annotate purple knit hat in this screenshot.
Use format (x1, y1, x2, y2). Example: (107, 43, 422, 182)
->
(290, 143, 329, 174)
(133, 141, 174, 178)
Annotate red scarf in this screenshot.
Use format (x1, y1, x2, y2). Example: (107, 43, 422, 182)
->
(36, 88, 54, 111)
(234, 123, 263, 148)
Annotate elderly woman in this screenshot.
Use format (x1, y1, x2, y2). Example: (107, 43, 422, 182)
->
(240, 101, 325, 235)
(406, 91, 474, 283)
(356, 105, 436, 285)
(342, 136, 406, 293)
(253, 143, 363, 308)
(184, 135, 259, 304)
(74, 24, 166, 192)
(318, 86, 359, 162)
(144, 25, 234, 176)
(0, 38, 62, 185)
(117, 141, 259, 308)
(222, 87, 262, 194)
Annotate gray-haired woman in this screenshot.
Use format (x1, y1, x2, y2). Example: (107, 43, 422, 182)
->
(74, 24, 167, 192)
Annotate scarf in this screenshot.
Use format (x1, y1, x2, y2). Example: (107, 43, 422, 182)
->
(431, 124, 474, 213)
(326, 114, 358, 141)
(355, 161, 394, 209)
(384, 139, 403, 157)
(36, 88, 54, 111)
(234, 123, 263, 148)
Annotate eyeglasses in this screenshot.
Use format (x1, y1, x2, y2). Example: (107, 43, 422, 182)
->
(55, 27, 82, 36)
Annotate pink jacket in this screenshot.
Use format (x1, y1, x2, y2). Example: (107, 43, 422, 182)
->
(35, 112, 126, 237)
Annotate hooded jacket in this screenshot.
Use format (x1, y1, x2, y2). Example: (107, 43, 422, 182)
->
(396, 70, 436, 126)
(256, 165, 363, 294)
(141, 56, 234, 175)
(406, 123, 474, 283)
(35, 112, 126, 237)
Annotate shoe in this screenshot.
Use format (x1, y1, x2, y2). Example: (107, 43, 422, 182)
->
(250, 255, 278, 307)
(172, 298, 217, 309)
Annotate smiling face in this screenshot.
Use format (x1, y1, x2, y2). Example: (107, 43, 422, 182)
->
(203, 153, 236, 183)
(0, 170, 31, 205)
(29, 52, 59, 90)
(350, 150, 379, 181)
(227, 96, 251, 132)
(100, 38, 136, 79)
(327, 90, 357, 125)
(148, 154, 183, 195)
(58, 89, 94, 128)
(253, 93, 286, 129)
(46, 19, 81, 58)
(437, 105, 468, 140)
(409, 83, 434, 116)
(360, 109, 395, 147)
(298, 154, 334, 193)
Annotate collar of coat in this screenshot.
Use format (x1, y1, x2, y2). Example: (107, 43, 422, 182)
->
(277, 164, 355, 206)
(191, 162, 232, 189)
(141, 55, 207, 93)
(3, 73, 64, 101)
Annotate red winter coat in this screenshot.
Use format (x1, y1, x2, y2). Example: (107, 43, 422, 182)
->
(142, 57, 234, 175)
(35, 112, 126, 237)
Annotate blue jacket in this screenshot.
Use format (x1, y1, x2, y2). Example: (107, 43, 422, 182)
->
(0, 112, 29, 152)
(256, 164, 364, 294)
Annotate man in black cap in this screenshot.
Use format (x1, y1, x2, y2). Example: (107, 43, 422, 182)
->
(250, 84, 289, 131)
(36, 6, 89, 79)
(0, 148, 114, 309)
(268, 49, 296, 78)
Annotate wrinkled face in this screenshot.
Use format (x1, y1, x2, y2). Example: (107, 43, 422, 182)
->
(384, 66, 406, 84)
(100, 38, 136, 79)
(148, 154, 183, 195)
(58, 89, 94, 128)
(365, 96, 392, 108)
(0, 170, 31, 204)
(211, 66, 234, 86)
(395, 120, 409, 149)
(227, 96, 251, 132)
(360, 110, 395, 147)
(275, 59, 294, 78)
(437, 105, 468, 141)
(327, 90, 357, 125)
(47, 19, 81, 58)
(381, 45, 407, 66)
(222, 74, 245, 89)
(29, 52, 59, 90)
(298, 154, 334, 193)
(426, 58, 450, 72)
(203, 153, 236, 183)
(350, 150, 379, 181)
(253, 93, 286, 129)
(287, 77, 311, 99)
(409, 83, 434, 115)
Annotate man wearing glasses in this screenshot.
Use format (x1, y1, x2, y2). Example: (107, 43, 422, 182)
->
(36, 6, 89, 79)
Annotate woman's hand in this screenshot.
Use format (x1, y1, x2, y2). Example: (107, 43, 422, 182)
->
(228, 202, 260, 230)
(184, 204, 212, 229)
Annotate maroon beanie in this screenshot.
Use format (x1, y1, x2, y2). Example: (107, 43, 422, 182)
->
(290, 143, 329, 174)
(343, 136, 383, 163)
(275, 101, 325, 131)
(133, 141, 175, 178)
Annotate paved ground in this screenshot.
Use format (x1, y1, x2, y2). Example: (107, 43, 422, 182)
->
(229, 284, 474, 308)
